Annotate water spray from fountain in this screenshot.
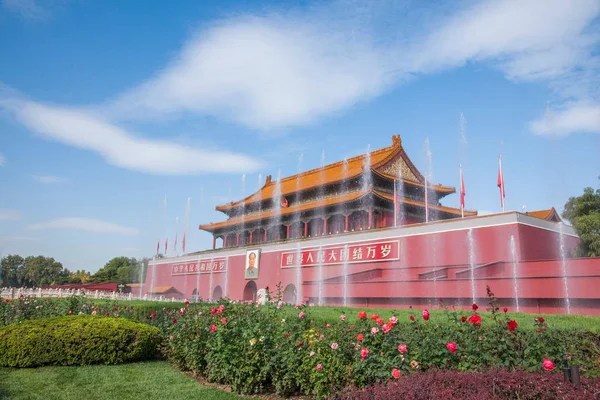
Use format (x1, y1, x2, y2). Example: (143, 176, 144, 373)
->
(295, 243, 303, 304)
(509, 235, 520, 312)
(273, 169, 283, 241)
(467, 228, 477, 304)
(559, 223, 571, 314)
(342, 244, 350, 307)
(424, 137, 438, 304)
(196, 188, 203, 301)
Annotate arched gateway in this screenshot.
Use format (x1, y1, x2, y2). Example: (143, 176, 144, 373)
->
(243, 281, 257, 302)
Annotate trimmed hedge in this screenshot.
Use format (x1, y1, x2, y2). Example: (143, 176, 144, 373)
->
(0, 315, 162, 367)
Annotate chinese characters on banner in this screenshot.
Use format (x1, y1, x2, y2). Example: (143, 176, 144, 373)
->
(280, 240, 399, 268)
(171, 259, 227, 275)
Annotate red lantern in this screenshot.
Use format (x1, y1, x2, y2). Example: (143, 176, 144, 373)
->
(281, 198, 288, 208)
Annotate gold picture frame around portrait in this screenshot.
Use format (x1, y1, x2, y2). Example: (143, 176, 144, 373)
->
(245, 249, 260, 279)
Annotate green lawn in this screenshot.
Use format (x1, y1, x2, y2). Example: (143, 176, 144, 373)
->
(0, 361, 240, 400)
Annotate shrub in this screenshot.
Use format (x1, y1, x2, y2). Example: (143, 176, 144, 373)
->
(332, 369, 600, 400)
(0, 315, 162, 367)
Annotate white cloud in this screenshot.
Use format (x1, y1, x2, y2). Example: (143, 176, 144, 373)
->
(31, 175, 67, 184)
(0, 153, 5, 166)
(530, 103, 600, 136)
(0, 208, 22, 220)
(27, 217, 139, 235)
(104, 0, 599, 133)
(108, 16, 390, 130)
(0, 236, 37, 242)
(0, 97, 263, 175)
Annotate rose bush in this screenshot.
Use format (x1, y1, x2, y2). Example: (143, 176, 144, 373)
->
(2, 286, 600, 398)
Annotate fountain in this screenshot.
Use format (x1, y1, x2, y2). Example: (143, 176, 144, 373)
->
(467, 228, 477, 303)
(317, 242, 325, 305)
(559, 223, 571, 314)
(273, 169, 283, 241)
(295, 243, 303, 304)
(509, 235, 520, 312)
(362, 145, 372, 193)
(208, 255, 214, 301)
(342, 244, 350, 307)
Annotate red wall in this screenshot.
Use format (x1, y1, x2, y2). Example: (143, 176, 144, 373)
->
(145, 220, 600, 315)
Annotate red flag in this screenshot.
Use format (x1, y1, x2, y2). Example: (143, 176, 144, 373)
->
(156, 240, 159, 256)
(182, 232, 186, 254)
(497, 156, 505, 211)
(164, 237, 168, 255)
(460, 165, 466, 214)
(173, 232, 178, 253)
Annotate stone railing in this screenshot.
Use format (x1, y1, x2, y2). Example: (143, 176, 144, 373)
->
(0, 287, 183, 303)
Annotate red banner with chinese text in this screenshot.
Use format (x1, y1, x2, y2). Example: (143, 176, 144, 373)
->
(171, 258, 228, 275)
(280, 240, 399, 268)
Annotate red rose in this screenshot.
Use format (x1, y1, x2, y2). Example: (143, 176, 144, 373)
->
(171, 318, 177, 323)
(542, 358, 555, 371)
(184, 301, 190, 306)
(391, 368, 401, 379)
(210, 324, 217, 332)
(461, 316, 467, 323)
(468, 314, 482, 327)
(507, 320, 518, 331)
(397, 344, 407, 353)
(539, 317, 545, 323)
(221, 317, 227, 324)
(410, 315, 415, 321)
(472, 303, 478, 311)
(151, 311, 156, 319)
(376, 318, 385, 326)
(422, 310, 430, 321)
(370, 314, 379, 321)
(358, 311, 367, 319)
(446, 342, 457, 353)
(503, 307, 508, 313)
(357, 333, 364, 342)
(297, 341, 303, 346)
(285, 332, 290, 338)
(67, 310, 72, 315)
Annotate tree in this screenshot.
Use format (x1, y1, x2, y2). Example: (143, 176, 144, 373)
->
(22, 256, 69, 287)
(92, 257, 139, 284)
(562, 177, 600, 257)
(0, 255, 25, 287)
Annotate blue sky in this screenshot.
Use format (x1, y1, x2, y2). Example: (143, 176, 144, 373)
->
(0, 0, 599, 273)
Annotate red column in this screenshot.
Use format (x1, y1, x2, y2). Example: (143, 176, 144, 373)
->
(224, 235, 228, 248)
(323, 218, 328, 235)
(368, 209, 373, 229)
(286, 225, 290, 239)
(344, 215, 349, 231)
(236, 233, 240, 246)
(249, 230, 253, 244)
(264, 228, 268, 242)
(304, 221, 308, 237)
(212, 235, 216, 250)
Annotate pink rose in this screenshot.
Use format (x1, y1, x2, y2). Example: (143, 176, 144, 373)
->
(389, 316, 398, 325)
(446, 342, 457, 353)
(331, 343, 338, 350)
(221, 317, 227, 324)
(316, 364, 323, 371)
(391, 368, 401, 379)
(299, 312, 305, 319)
(360, 348, 369, 359)
(371, 327, 379, 335)
(210, 324, 217, 332)
(422, 310, 430, 321)
(340, 315, 346, 321)
(397, 344, 407, 353)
